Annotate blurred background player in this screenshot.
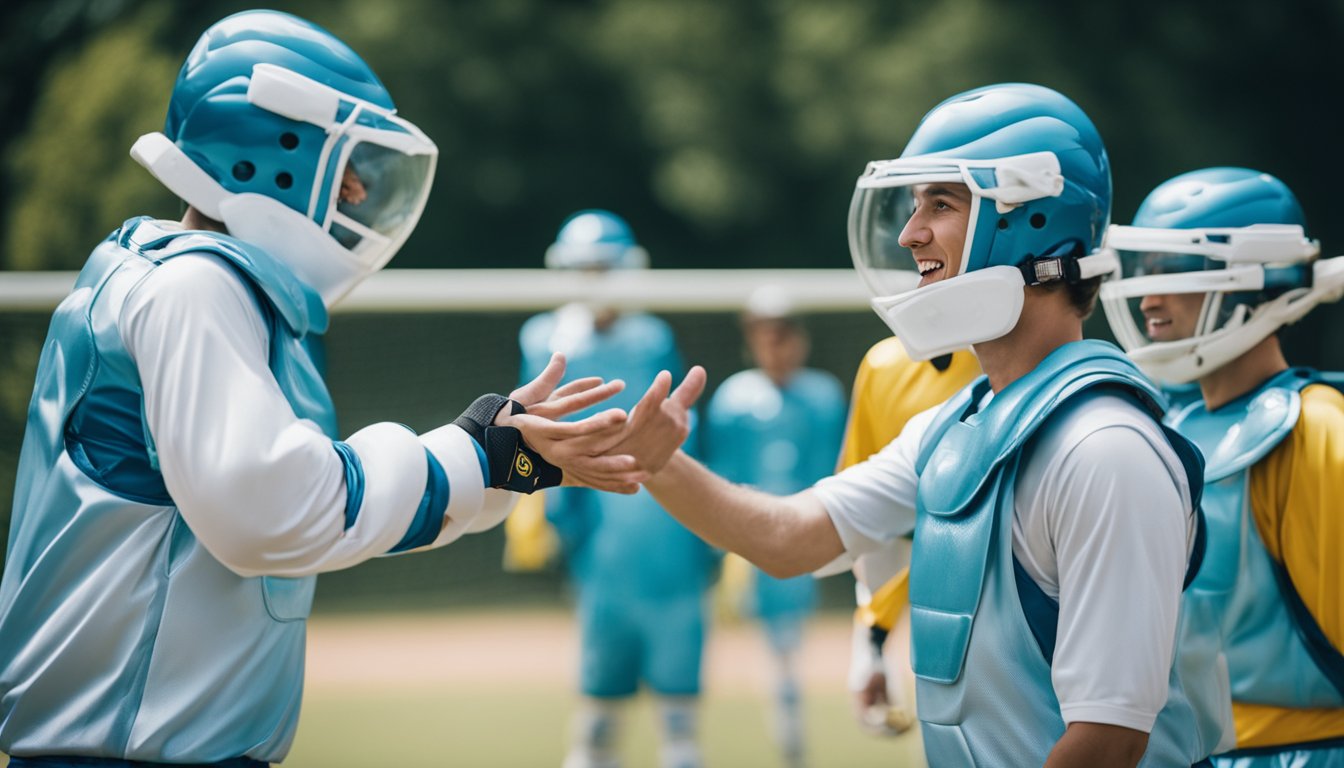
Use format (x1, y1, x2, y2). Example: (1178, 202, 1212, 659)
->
(835, 340, 978, 743)
(1102, 168, 1344, 767)
(704, 285, 847, 768)
(514, 210, 718, 768)
(0, 11, 637, 766)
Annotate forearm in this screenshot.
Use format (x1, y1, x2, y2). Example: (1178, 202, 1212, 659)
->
(127, 256, 497, 576)
(1044, 722, 1148, 768)
(644, 450, 845, 578)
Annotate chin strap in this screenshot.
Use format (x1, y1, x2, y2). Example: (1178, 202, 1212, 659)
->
(452, 395, 562, 494)
(1017, 246, 1119, 287)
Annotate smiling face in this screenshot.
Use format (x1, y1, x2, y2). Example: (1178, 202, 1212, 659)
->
(898, 183, 973, 288)
(1138, 292, 1204, 342)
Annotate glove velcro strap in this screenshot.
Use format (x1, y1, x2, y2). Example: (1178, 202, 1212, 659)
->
(453, 394, 562, 493)
(452, 394, 518, 444)
(481, 426, 563, 493)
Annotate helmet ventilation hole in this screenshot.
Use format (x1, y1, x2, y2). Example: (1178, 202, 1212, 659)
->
(232, 161, 255, 182)
(1030, 213, 1047, 229)
(279, 132, 299, 150)
(275, 172, 293, 190)
(997, 218, 1009, 230)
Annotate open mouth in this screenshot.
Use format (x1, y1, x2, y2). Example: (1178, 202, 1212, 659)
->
(1145, 316, 1173, 338)
(916, 259, 945, 279)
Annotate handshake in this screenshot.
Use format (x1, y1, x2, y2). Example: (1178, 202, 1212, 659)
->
(456, 352, 706, 495)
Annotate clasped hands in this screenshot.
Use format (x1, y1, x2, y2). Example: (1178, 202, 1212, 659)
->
(496, 352, 705, 494)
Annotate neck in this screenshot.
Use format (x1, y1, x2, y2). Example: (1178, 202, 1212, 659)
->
(181, 206, 226, 234)
(764, 366, 796, 388)
(972, 287, 1083, 392)
(1198, 336, 1289, 410)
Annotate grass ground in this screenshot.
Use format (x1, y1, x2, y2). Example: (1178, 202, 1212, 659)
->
(286, 609, 925, 767)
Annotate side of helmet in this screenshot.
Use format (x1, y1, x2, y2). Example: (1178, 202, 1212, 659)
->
(1132, 167, 1304, 231)
(545, 209, 649, 270)
(849, 83, 1117, 360)
(1101, 167, 1344, 383)
(131, 10, 438, 307)
(905, 83, 1111, 272)
(165, 11, 395, 217)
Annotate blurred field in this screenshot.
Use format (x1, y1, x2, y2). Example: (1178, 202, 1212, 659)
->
(288, 609, 923, 767)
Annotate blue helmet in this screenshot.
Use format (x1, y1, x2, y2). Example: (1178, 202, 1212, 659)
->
(1101, 168, 1340, 383)
(1132, 167, 1304, 230)
(849, 83, 1116, 360)
(545, 210, 649, 270)
(131, 10, 438, 306)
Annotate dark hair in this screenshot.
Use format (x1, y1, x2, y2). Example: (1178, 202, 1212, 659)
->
(1039, 276, 1103, 318)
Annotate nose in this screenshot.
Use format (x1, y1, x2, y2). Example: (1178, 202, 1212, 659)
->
(1139, 294, 1165, 314)
(898, 211, 929, 249)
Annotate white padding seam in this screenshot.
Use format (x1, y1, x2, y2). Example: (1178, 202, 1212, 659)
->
(344, 422, 430, 555)
(420, 424, 488, 546)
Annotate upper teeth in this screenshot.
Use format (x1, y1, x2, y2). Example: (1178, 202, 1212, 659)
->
(917, 260, 944, 275)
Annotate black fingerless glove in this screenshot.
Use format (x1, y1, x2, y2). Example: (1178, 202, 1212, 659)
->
(452, 394, 563, 493)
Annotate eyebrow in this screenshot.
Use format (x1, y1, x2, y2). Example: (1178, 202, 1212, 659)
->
(919, 184, 971, 201)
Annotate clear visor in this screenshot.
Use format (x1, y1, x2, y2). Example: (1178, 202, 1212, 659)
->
(848, 151, 1063, 300)
(328, 140, 434, 253)
(1100, 247, 1298, 354)
(848, 172, 975, 299)
(1109, 250, 1227, 349)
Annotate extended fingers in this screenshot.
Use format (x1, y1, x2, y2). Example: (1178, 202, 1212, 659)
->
(510, 352, 567, 405)
(534, 379, 626, 420)
(626, 370, 673, 429)
(670, 365, 707, 409)
(551, 376, 607, 399)
(512, 409, 627, 439)
(563, 454, 649, 494)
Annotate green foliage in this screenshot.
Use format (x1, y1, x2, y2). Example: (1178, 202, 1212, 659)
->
(3, 0, 1341, 275)
(3, 3, 178, 269)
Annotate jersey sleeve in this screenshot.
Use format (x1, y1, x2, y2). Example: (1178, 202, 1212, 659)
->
(122, 254, 491, 577)
(812, 405, 933, 558)
(1249, 383, 1344, 651)
(1032, 421, 1193, 733)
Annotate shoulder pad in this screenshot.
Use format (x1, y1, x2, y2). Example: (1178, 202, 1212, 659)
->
(127, 219, 327, 335)
(1170, 367, 1318, 482)
(916, 340, 1162, 516)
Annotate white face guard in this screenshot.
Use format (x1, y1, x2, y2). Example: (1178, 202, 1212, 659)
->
(849, 151, 1110, 360)
(1099, 224, 1344, 383)
(132, 63, 438, 307)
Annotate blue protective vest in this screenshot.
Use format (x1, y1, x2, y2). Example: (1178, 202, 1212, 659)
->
(519, 310, 716, 598)
(908, 340, 1221, 766)
(1173, 368, 1344, 709)
(0, 218, 333, 762)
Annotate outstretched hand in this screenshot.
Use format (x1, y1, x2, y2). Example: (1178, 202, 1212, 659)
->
(498, 352, 645, 494)
(509, 352, 625, 421)
(602, 365, 707, 477)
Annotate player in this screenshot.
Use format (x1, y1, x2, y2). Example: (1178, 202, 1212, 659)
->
(704, 286, 847, 768)
(599, 83, 1227, 766)
(1100, 167, 1344, 767)
(518, 210, 717, 768)
(836, 339, 978, 739)
(0, 12, 638, 765)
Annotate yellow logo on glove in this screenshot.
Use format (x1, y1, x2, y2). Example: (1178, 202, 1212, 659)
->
(514, 450, 534, 478)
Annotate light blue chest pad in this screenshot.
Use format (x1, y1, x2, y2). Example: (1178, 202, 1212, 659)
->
(1172, 367, 1344, 706)
(904, 340, 1217, 767)
(908, 339, 1180, 684)
(42, 218, 334, 624)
